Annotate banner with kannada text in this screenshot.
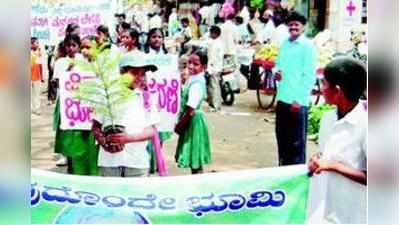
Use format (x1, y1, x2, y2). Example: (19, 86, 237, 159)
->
(145, 54, 180, 132)
(31, 0, 116, 45)
(31, 165, 310, 224)
(59, 68, 96, 130)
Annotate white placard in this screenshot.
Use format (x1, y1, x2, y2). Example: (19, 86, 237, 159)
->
(59, 69, 96, 130)
(145, 54, 180, 132)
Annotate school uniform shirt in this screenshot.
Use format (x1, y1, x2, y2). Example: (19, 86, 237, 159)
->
(53, 54, 85, 80)
(119, 47, 142, 55)
(96, 89, 160, 169)
(272, 34, 317, 106)
(308, 102, 367, 224)
(271, 24, 290, 47)
(147, 48, 167, 55)
(207, 38, 224, 75)
(220, 20, 239, 55)
(186, 73, 206, 109)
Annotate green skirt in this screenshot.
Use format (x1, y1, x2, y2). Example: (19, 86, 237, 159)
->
(53, 99, 99, 175)
(175, 111, 211, 169)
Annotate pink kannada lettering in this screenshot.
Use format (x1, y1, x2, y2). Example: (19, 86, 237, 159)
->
(64, 98, 94, 127)
(80, 13, 101, 25)
(64, 72, 81, 91)
(51, 16, 79, 28)
(148, 78, 179, 114)
(31, 17, 49, 27)
(167, 79, 179, 113)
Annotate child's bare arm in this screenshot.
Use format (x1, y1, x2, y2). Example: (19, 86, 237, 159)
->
(309, 155, 367, 185)
(174, 106, 195, 135)
(92, 119, 107, 148)
(107, 126, 156, 144)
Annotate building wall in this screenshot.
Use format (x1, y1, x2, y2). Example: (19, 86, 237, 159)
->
(327, 0, 365, 51)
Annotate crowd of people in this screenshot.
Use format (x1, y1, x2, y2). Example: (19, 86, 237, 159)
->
(31, 3, 367, 222)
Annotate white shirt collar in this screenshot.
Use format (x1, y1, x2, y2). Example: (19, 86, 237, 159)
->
(149, 48, 165, 55)
(337, 101, 367, 125)
(187, 72, 205, 83)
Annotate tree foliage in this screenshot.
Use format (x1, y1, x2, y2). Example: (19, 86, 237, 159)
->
(73, 42, 136, 128)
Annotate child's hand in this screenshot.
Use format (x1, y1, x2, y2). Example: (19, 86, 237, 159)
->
(174, 124, 183, 135)
(106, 143, 124, 153)
(308, 153, 334, 175)
(106, 133, 129, 145)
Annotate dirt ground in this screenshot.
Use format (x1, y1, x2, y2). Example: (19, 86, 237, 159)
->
(31, 89, 318, 176)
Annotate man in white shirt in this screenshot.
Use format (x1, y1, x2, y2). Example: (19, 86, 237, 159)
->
(258, 9, 276, 44)
(149, 12, 163, 30)
(220, 14, 238, 56)
(308, 57, 367, 223)
(168, 8, 179, 37)
(92, 54, 160, 177)
(270, 11, 290, 47)
(206, 26, 224, 111)
(179, 17, 192, 51)
(220, 14, 239, 73)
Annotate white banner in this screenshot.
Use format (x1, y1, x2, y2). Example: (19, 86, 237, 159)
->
(59, 69, 96, 130)
(31, 0, 116, 45)
(146, 54, 180, 132)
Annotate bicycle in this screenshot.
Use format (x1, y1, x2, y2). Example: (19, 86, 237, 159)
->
(253, 59, 277, 110)
(253, 59, 324, 109)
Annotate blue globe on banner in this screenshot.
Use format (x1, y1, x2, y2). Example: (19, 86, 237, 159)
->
(54, 206, 150, 224)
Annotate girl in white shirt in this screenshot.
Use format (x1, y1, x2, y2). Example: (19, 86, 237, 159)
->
(175, 50, 212, 174)
(119, 28, 142, 54)
(143, 28, 168, 54)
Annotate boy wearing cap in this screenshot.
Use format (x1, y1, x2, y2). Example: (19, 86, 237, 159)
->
(273, 11, 317, 166)
(92, 54, 160, 177)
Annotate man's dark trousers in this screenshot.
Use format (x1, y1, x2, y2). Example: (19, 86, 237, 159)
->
(275, 100, 308, 166)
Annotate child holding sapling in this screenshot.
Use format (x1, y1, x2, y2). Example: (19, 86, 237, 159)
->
(92, 53, 160, 177)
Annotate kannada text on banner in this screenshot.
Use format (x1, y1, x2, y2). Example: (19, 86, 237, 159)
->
(31, 165, 310, 224)
(31, 0, 115, 44)
(146, 54, 180, 132)
(59, 69, 95, 130)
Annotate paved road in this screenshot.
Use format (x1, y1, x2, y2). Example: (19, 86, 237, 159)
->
(31, 89, 318, 176)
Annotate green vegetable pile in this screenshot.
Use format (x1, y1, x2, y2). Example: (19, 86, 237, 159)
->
(308, 103, 335, 143)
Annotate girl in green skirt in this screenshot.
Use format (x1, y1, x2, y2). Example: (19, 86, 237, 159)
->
(174, 49, 212, 174)
(53, 34, 99, 175)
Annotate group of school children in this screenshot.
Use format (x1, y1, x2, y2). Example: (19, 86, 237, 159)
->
(31, 23, 212, 177)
